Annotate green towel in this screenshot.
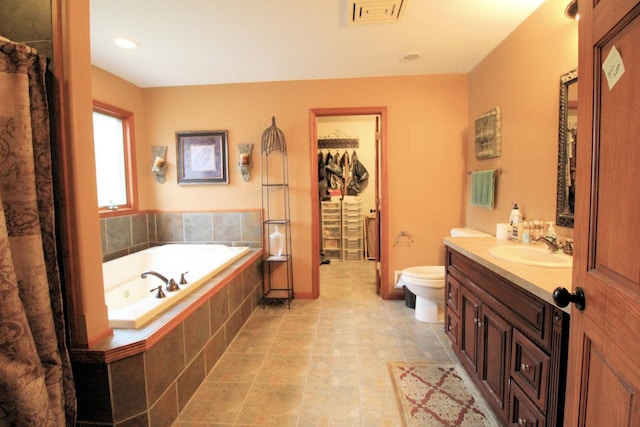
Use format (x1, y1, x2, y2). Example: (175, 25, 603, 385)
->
(471, 170, 495, 209)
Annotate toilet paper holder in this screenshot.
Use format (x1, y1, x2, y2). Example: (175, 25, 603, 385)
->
(394, 231, 414, 246)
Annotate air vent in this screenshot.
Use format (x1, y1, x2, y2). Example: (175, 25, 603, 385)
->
(349, 0, 406, 24)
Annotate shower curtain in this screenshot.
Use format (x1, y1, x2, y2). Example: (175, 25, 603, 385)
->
(0, 39, 76, 425)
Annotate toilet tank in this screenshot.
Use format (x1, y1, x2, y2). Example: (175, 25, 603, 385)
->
(450, 227, 491, 237)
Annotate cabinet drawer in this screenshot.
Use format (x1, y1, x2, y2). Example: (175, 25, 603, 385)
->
(343, 249, 363, 262)
(323, 227, 340, 239)
(343, 237, 362, 250)
(322, 202, 341, 210)
(322, 213, 340, 221)
(446, 274, 461, 314)
(323, 238, 339, 249)
(343, 225, 362, 238)
(323, 249, 341, 260)
(511, 329, 550, 412)
(509, 381, 546, 427)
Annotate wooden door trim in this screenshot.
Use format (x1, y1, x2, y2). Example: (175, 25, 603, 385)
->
(309, 107, 389, 299)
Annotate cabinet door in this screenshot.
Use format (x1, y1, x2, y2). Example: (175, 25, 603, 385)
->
(478, 303, 511, 417)
(460, 286, 480, 373)
(445, 309, 460, 353)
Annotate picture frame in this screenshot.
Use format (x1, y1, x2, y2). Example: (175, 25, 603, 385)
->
(474, 107, 502, 160)
(176, 130, 228, 184)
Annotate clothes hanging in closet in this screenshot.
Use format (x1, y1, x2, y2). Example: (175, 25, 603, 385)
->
(347, 150, 369, 195)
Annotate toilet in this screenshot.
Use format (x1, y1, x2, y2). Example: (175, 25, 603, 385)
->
(397, 228, 491, 323)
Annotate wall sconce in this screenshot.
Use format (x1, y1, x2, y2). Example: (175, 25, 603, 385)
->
(565, 0, 578, 20)
(151, 146, 168, 183)
(238, 143, 253, 182)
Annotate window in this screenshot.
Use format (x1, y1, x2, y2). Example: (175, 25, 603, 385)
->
(92, 101, 137, 216)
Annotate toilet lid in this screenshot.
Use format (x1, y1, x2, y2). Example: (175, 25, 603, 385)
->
(402, 266, 445, 280)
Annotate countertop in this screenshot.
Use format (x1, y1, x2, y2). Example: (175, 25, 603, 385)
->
(444, 237, 573, 314)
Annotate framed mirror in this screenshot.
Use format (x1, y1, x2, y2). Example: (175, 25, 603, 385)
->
(556, 69, 578, 228)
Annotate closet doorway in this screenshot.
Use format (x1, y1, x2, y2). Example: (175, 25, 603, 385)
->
(309, 107, 389, 300)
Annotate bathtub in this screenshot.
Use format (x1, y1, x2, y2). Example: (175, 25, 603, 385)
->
(103, 244, 251, 329)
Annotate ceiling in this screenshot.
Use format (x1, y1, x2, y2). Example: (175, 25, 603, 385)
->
(90, 0, 546, 88)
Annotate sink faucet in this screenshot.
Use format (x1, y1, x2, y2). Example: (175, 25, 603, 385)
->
(141, 270, 180, 292)
(532, 236, 560, 252)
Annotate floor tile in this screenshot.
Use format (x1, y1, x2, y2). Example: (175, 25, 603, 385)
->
(173, 260, 489, 426)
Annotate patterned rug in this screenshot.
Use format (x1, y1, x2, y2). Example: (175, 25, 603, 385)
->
(388, 362, 501, 427)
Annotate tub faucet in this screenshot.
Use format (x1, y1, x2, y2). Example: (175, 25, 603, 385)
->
(141, 271, 180, 292)
(533, 235, 560, 252)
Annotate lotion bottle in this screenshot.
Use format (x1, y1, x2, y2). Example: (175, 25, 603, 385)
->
(509, 204, 522, 240)
(269, 226, 285, 257)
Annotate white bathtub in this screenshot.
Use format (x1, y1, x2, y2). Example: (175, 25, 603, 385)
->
(103, 244, 251, 329)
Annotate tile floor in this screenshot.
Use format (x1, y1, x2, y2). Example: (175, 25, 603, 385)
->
(173, 260, 459, 426)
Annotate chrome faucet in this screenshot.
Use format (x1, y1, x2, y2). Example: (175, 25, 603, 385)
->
(141, 270, 180, 292)
(533, 235, 561, 252)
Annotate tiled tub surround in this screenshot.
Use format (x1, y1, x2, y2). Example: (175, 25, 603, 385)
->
(100, 210, 262, 262)
(71, 249, 263, 426)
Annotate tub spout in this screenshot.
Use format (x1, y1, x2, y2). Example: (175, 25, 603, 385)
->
(141, 270, 180, 292)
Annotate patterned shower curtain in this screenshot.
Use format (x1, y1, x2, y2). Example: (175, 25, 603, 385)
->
(0, 40, 76, 425)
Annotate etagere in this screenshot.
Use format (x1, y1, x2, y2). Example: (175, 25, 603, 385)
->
(260, 117, 293, 307)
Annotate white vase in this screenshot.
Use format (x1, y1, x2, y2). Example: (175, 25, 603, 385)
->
(269, 226, 285, 256)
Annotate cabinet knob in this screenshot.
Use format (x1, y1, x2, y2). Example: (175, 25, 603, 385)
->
(553, 286, 586, 311)
(518, 418, 528, 425)
(520, 363, 531, 371)
(448, 292, 452, 298)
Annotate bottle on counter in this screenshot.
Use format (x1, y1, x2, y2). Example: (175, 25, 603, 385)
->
(522, 221, 531, 244)
(509, 204, 523, 240)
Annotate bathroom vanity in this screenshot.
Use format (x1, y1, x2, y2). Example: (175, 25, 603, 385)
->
(444, 237, 571, 427)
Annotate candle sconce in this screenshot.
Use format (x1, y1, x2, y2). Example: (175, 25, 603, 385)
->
(151, 146, 168, 183)
(238, 143, 253, 182)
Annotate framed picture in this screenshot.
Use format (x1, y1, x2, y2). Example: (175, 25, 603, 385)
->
(474, 107, 502, 160)
(176, 130, 228, 184)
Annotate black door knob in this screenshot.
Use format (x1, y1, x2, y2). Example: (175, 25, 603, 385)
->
(553, 287, 585, 311)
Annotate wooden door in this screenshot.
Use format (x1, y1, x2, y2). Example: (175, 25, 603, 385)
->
(564, 0, 640, 425)
(460, 286, 480, 374)
(478, 304, 511, 417)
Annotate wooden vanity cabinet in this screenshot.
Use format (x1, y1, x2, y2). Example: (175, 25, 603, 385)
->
(445, 247, 569, 426)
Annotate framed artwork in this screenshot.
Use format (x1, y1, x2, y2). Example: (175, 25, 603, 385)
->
(176, 130, 228, 184)
(474, 107, 502, 160)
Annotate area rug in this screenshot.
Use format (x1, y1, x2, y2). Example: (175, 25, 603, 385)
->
(388, 362, 501, 427)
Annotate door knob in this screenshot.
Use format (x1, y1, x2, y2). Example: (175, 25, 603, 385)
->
(553, 287, 585, 311)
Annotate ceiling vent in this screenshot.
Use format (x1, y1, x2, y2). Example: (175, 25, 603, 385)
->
(349, 0, 406, 24)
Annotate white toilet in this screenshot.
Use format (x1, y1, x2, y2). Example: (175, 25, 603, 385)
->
(397, 228, 491, 323)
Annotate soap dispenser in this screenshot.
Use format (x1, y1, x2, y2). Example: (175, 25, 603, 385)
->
(545, 222, 557, 241)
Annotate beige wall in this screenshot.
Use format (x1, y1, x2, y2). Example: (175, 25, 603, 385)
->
(139, 75, 470, 297)
(72, 0, 577, 344)
(92, 67, 149, 209)
(466, 0, 578, 238)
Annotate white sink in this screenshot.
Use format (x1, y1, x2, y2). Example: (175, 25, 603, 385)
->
(488, 245, 573, 268)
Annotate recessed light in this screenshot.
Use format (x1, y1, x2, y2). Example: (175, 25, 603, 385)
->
(401, 52, 421, 62)
(114, 38, 139, 49)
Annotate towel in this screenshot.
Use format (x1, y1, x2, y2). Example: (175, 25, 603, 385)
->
(471, 170, 495, 209)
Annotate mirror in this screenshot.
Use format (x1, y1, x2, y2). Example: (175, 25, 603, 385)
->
(556, 69, 578, 228)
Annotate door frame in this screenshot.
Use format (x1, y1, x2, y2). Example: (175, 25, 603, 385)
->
(309, 107, 389, 299)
